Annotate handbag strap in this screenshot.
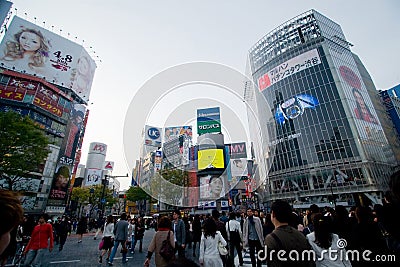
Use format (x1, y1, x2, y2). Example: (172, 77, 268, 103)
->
(270, 232, 284, 249)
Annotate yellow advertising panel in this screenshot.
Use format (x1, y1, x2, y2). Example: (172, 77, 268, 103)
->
(198, 149, 224, 170)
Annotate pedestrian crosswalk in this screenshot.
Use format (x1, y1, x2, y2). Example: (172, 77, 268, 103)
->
(234, 249, 267, 267)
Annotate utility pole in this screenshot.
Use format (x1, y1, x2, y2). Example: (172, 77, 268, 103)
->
(100, 173, 128, 217)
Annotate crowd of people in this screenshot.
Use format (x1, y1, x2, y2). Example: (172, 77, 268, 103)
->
(1, 169, 400, 266)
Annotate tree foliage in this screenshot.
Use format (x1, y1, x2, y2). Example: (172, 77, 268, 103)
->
(71, 184, 116, 208)
(147, 169, 188, 206)
(126, 185, 150, 202)
(0, 111, 50, 190)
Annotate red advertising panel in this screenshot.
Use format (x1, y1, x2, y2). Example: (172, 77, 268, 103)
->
(0, 87, 26, 101)
(33, 96, 63, 117)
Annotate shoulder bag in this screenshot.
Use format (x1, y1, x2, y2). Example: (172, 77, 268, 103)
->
(218, 231, 228, 256)
(159, 231, 175, 260)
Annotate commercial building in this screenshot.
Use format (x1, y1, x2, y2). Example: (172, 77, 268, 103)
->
(0, 6, 96, 215)
(247, 10, 397, 208)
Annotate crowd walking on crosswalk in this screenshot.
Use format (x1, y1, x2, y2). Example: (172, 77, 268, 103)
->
(1, 169, 400, 266)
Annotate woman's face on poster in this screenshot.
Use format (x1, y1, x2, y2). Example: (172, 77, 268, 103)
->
(19, 31, 41, 52)
(210, 176, 223, 197)
(354, 90, 367, 109)
(56, 174, 68, 189)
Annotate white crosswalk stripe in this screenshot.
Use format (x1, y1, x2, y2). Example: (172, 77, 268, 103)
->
(230, 250, 267, 267)
(233, 249, 267, 267)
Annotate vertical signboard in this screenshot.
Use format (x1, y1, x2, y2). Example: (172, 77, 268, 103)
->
(197, 107, 221, 135)
(144, 125, 162, 147)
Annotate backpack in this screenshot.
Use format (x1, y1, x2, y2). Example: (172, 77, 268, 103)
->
(159, 231, 175, 261)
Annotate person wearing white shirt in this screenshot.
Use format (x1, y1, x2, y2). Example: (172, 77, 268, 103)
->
(226, 212, 243, 266)
(199, 218, 227, 267)
(99, 215, 115, 264)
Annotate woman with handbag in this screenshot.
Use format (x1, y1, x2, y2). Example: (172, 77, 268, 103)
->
(199, 218, 227, 267)
(144, 216, 175, 267)
(98, 215, 114, 264)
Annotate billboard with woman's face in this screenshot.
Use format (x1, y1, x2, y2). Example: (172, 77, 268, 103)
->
(0, 16, 96, 102)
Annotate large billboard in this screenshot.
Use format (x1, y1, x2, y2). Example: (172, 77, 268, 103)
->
(197, 148, 224, 170)
(58, 103, 86, 166)
(199, 174, 228, 200)
(47, 164, 72, 206)
(258, 48, 322, 91)
(0, 16, 96, 102)
(197, 107, 221, 135)
(164, 125, 192, 143)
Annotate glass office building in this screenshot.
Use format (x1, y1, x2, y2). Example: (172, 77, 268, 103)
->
(247, 10, 396, 208)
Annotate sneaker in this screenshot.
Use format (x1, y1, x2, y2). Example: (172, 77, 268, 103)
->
(78, 240, 82, 243)
(99, 256, 102, 263)
(94, 237, 97, 240)
(107, 262, 113, 266)
(122, 259, 128, 264)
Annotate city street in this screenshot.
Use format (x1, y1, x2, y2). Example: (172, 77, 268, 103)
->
(6, 228, 202, 267)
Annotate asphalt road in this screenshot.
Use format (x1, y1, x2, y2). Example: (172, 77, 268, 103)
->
(6, 228, 204, 267)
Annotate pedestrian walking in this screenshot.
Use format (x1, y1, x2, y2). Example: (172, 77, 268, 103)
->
(143, 216, 175, 267)
(94, 216, 105, 240)
(199, 218, 227, 267)
(132, 217, 145, 253)
(264, 200, 314, 267)
(126, 218, 133, 251)
(226, 212, 243, 266)
(76, 216, 87, 243)
(191, 214, 202, 257)
(243, 208, 264, 267)
(107, 213, 129, 266)
(99, 215, 114, 264)
(23, 213, 54, 266)
(57, 216, 69, 251)
(307, 213, 351, 266)
(171, 210, 186, 259)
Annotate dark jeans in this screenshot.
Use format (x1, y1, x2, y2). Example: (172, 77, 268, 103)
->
(133, 237, 143, 252)
(229, 241, 243, 265)
(248, 239, 263, 267)
(175, 242, 185, 258)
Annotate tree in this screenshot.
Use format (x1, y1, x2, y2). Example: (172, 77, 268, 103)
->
(148, 169, 188, 207)
(71, 185, 116, 216)
(0, 111, 50, 190)
(126, 186, 151, 202)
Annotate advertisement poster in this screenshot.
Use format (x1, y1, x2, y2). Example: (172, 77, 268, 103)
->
(164, 125, 192, 143)
(0, 16, 96, 102)
(47, 164, 72, 205)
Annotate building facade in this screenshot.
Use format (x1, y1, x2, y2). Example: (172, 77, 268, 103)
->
(0, 6, 96, 215)
(247, 10, 396, 208)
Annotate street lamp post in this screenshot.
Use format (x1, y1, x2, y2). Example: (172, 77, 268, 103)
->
(100, 173, 129, 217)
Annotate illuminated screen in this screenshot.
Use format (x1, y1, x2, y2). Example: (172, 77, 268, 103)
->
(197, 149, 224, 170)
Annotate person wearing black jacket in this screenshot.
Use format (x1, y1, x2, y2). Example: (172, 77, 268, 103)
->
(132, 217, 145, 253)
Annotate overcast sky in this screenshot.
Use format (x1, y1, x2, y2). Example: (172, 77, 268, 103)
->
(9, 0, 400, 190)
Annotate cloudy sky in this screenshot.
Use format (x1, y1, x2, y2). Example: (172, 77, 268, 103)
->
(8, 0, 400, 189)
